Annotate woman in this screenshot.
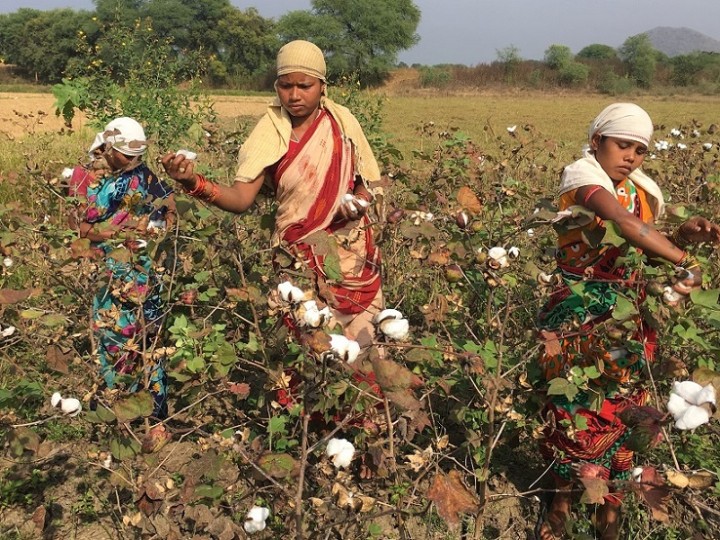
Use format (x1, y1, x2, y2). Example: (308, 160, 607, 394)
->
(161, 40, 384, 349)
(535, 103, 720, 539)
(69, 117, 176, 418)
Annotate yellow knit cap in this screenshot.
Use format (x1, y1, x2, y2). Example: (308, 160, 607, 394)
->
(276, 40, 326, 81)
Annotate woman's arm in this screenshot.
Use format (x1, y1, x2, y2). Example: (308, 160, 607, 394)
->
(578, 185, 685, 263)
(161, 153, 264, 214)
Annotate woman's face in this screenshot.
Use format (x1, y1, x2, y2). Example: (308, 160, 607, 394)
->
(591, 134, 647, 181)
(276, 72, 325, 121)
(100, 145, 133, 172)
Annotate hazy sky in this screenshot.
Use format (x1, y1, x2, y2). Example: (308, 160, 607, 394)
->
(4, 0, 720, 65)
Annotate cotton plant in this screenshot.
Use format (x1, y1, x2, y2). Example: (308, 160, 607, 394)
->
(243, 505, 270, 534)
(482, 246, 519, 269)
(373, 309, 410, 341)
(326, 437, 355, 468)
(50, 391, 82, 417)
(667, 380, 716, 430)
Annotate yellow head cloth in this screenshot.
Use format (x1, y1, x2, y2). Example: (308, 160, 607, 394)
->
(276, 40, 326, 81)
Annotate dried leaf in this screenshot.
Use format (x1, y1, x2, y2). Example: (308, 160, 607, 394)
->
(457, 186, 483, 214)
(427, 470, 480, 527)
(687, 471, 715, 490)
(257, 452, 298, 479)
(0, 287, 41, 304)
(631, 466, 670, 522)
(45, 344, 72, 374)
(113, 392, 154, 423)
(540, 330, 562, 358)
(228, 382, 251, 399)
(579, 477, 609, 504)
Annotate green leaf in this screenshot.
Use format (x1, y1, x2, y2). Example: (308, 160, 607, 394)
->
(39, 313, 66, 327)
(583, 366, 602, 379)
(84, 404, 117, 424)
(268, 415, 287, 435)
(112, 392, 154, 423)
(258, 452, 297, 479)
(573, 414, 589, 431)
(690, 288, 720, 310)
(612, 295, 638, 321)
(20, 309, 44, 319)
(110, 436, 140, 461)
(186, 356, 206, 373)
(600, 221, 626, 247)
(194, 483, 224, 500)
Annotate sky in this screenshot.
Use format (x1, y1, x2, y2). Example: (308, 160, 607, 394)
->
(4, 0, 720, 65)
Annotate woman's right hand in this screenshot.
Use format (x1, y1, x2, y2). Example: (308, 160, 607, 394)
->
(161, 152, 197, 190)
(673, 267, 702, 295)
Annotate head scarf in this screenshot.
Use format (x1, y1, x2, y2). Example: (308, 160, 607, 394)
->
(88, 117, 148, 158)
(588, 103, 654, 147)
(276, 40, 326, 81)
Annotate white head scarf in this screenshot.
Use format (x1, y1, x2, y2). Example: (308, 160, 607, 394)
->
(588, 103, 654, 147)
(88, 117, 148, 158)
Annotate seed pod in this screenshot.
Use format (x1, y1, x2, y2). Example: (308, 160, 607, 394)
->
(444, 264, 464, 283)
(455, 211, 470, 229)
(387, 208, 405, 224)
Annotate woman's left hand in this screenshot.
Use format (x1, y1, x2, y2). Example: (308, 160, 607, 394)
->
(676, 217, 720, 246)
(336, 193, 370, 222)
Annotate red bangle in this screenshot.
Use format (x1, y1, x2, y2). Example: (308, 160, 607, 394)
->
(186, 174, 207, 197)
(354, 191, 372, 203)
(581, 185, 604, 206)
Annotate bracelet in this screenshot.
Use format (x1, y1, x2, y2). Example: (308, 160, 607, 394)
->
(203, 182, 220, 203)
(675, 251, 701, 270)
(354, 191, 372, 203)
(185, 174, 207, 197)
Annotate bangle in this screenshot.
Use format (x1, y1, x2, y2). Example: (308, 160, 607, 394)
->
(186, 174, 207, 197)
(675, 251, 701, 270)
(354, 191, 372, 203)
(203, 182, 220, 203)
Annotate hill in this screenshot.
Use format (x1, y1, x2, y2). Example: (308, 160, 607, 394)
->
(644, 26, 720, 57)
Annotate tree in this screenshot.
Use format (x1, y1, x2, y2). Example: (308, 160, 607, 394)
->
(577, 44, 617, 61)
(618, 33, 656, 88)
(544, 44, 573, 69)
(0, 8, 94, 83)
(277, 0, 420, 86)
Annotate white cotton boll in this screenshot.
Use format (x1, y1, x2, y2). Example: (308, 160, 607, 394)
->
(60, 397, 82, 417)
(695, 384, 716, 406)
(102, 454, 113, 468)
(488, 246, 509, 268)
(379, 318, 410, 341)
(662, 286, 682, 305)
(243, 506, 269, 533)
(326, 438, 355, 468)
(526, 228, 535, 238)
(61, 167, 74, 179)
(667, 392, 691, 419)
(692, 129, 700, 138)
(374, 308, 404, 324)
(175, 149, 197, 160)
(329, 334, 350, 358)
(703, 142, 713, 151)
(508, 246, 520, 258)
(3, 257, 13, 268)
(424, 212, 434, 221)
(672, 380, 704, 404)
(670, 128, 682, 137)
(506, 125, 517, 133)
(677, 143, 687, 150)
(343, 193, 355, 202)
(538, 272, 554, 285)
(277, 281, 293, 302)
(1, 325, 16, 338)
(345, 339, 360, 364)
(51, 392, 63, 408)
(675, 405, 710, 430)
(631, 467, 644, 482)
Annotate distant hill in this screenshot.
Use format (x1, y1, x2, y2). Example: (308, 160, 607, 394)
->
(644, 26, 720, 57)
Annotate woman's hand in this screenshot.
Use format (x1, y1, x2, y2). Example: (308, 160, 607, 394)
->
(335, 193, 370, 222)
(673, 266, 702, 295)
(161, 152, 197, 191)
(676, 217, 720, 246)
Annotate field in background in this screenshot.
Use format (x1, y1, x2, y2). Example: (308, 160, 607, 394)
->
(4, 90, 720, 169)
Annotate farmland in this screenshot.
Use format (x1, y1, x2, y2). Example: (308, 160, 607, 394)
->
(1, 87, 720, 539)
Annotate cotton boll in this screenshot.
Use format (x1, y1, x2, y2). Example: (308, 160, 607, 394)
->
(703, 143, 713, 151)
(526, 228, 535, 238)
(487, 246, 509, 268)
(508, 246, 520, 258)
(3, 257, 13, 268)
(326, 438, 355, 468)
(51, 392, 63, 408)
(506, 125, 517, 133)
(373, 308, 404, 324)
(60, 397, 82, 417)
(1, 325, 16, 338)
(666, 392, 690, 419)
(675, 405, 710, 430)
(277, 281, 294, 302)
(61, 167, 74, 179)
(329, 334, 350, 358)
(695, 384, 716, 406)
(631, 467, 644, 482)
(379, 318, 410, 341)
(662, 286, 683, 305)
(345, 339, 360, 364)
(677, 143, 687, 150)
(672, 380, 704, 404)
(175, 149, 197, 160)
(243, 506, 270, 533)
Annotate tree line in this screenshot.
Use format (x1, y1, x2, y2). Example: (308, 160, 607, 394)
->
(0, 0, 420, 88)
